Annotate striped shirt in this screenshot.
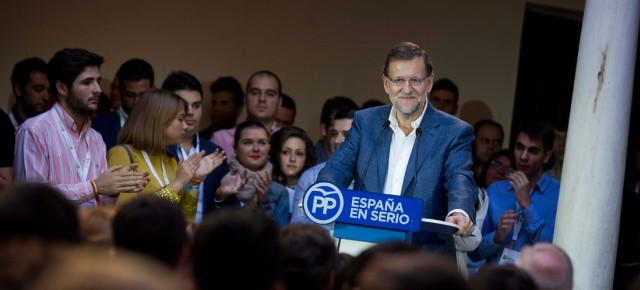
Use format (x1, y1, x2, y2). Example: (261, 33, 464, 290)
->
(14, 103, 112, 207)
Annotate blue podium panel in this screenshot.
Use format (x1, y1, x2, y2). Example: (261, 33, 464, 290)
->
(333, 222, 409, 243)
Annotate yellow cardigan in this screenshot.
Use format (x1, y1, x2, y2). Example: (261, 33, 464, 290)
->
(107, 145, 198, 220)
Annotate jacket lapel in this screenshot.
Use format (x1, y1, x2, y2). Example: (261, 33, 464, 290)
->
(401, 105, 441, 197)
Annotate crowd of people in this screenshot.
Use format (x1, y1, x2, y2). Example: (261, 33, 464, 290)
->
(0, 42, 638, 290)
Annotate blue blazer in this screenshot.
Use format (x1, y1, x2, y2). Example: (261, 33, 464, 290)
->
(167, 135, 235, 213)
(92, 111, 121, 150)
(318, 104, 477, 224)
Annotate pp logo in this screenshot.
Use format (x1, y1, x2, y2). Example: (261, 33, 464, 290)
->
(303, 182, 344, 224)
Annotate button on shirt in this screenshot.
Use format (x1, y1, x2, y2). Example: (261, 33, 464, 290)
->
(14, 103, 110, 207)
(382, 104, 426, 196)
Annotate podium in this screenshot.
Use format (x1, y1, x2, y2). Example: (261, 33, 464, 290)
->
(303, 182, 459, 256)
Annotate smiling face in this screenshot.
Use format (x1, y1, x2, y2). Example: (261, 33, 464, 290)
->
(61, 66, 102, 117)
(165, 107, 187, 145)
(235, 127, 270, 171)
(278, 137, 306, 181)
(383, 57, 433, 120)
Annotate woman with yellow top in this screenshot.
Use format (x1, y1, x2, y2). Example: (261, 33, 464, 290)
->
(107, 89, 225, 221)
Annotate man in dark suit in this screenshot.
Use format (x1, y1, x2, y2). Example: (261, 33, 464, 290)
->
(162, 71, 235, 222)
(92, 58, 154, 149)
(317, 42, 477, 251)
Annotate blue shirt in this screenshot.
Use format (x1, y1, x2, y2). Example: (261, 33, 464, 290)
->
(469, 172, 560, 264)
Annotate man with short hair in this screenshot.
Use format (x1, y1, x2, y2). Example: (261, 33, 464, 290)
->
(211, 71, 283, 159)
(315, 96, 359, 164)
(275, 93, 296, 128)
(473, 119, 505, 178)
(517, 243, 573, 290)
(470, 122, 559, 264)
(14, 48, 148, 207)
(317, 42, 477, 249)
(92, 58, 154, 149)
(202, 76, 244, 140)
(430, 78, 459, 115)
(162, 71, 233, 223)
(8, 57, 52, 130)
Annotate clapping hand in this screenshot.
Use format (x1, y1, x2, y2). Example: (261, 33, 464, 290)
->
(193, 149, 226, 180)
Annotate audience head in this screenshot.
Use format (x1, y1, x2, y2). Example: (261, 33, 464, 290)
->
(27, 246, 181, 290)
(0, 183, 80, 290)
(47, 48, 104, 116)
(319, 96, 359, 155)
(209, 76, 244, 130)
(551, 123, 568, 165)
(161, 71, 204, 136)
(279, 223, 337, 290)
(112, 195, 187, 268)
(270, 126, 316, 187)
(78, 207, 116, 247)
(470, 264, 538, 290)
(117, 58, 154, 115)
(275, 93, 296, 128)
(193, 207, 282, 290)
(473, 119, 505, 166)
(11, 57, 51, 118)
(245, 70, 282, 128)
(516, 243, 573, 290)
(515, 121, 555, 176)
(346, 241, 468, 290)
(430, 78, 459, 115)
(118, 89, 188, 155)
(478, 149, 515, 188)
(330, 108, 356, 154)
(233, 120, 270, 171)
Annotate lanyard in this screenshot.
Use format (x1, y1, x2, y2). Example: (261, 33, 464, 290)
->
(141, 151, 170, 187)
(118, 106, 128, 128)
(178, 134, 200, 160)
(8, 111, 19, 130)
(511, 187, 535, 248)
(52, 111, 91, 181)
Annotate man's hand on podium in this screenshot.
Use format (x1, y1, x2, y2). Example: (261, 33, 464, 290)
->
(446, 212, 475, 237)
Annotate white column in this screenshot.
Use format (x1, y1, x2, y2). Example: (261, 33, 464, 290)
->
(554, 0, 639, 290)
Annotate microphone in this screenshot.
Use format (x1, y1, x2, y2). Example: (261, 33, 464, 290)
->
(359, 120, 391, 191)
(409, 127, 422, 198)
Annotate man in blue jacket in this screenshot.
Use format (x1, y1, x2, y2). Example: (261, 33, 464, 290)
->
(317, 42, 477, 253)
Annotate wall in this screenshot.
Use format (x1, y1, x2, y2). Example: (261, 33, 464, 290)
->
(0, 0, 584, 142)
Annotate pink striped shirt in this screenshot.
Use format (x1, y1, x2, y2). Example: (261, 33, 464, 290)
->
(13, 103, 113, 207)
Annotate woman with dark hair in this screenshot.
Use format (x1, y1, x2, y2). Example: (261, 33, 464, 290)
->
(269, 126, 316, 213)
(456, 149, 515, 277)
(216, 120, 289, 227)
(107, 89, 225, 221)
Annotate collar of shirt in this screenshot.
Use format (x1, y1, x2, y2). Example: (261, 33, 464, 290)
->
(387, 101, 428, 133)
(53, 103, 91, 135)
(383, 102, 428, 196)
(118, 106, 128, 128)
(532, 172, 553, 195)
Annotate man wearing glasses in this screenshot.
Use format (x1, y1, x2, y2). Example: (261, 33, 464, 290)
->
(92, 58, 154, 149)
(317, 42, 477, 254)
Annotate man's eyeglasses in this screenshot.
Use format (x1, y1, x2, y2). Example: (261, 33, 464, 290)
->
(386, 76, 427, 88)
(490, 159, 514, 174)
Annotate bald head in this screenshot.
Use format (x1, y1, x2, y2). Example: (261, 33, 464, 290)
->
(516, 243, 573, 290)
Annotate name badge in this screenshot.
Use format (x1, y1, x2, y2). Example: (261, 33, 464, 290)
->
(499, 248, 521, 265)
